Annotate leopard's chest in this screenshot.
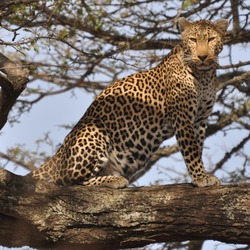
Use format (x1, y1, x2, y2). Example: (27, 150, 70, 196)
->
(194, 75, 217, 121)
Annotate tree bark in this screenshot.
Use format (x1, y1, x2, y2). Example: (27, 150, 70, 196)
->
(0, 168, 249, 250)
(0, 53, 29, 130)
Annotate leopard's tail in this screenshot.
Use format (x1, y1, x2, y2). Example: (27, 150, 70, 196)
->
(27, 146, 64, 184)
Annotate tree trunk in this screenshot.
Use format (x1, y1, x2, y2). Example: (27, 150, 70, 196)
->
(0, 53, 29, 130)
(0, 168, 249, 250)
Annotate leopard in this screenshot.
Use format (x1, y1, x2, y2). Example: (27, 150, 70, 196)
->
(30, 18, 229, 188)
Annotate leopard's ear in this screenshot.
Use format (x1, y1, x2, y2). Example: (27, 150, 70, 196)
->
(178, 17, 191, 33)
(214, 19, 229, 35)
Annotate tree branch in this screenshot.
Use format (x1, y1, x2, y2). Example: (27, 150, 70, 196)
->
(217, 71, 250, 91)
(0, 168, 249, 250)
(0, 52, 29, 130)
(230, 0, 240, 32)
(0, 151, 36, 172)
(207, 97, 250, 136)
(214, 133, 250, 172)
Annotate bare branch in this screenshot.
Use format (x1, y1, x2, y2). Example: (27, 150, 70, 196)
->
(230, 0, 240, 32)
(207, 98, 250, 136)
(0, 151, 36, 172)
(214, 133, 250, 172)
(217, 71, 250, 91)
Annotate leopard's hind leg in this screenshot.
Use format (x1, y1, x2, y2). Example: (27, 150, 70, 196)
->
(82, 176, 129, 188)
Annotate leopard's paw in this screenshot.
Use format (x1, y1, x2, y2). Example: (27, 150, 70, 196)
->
(192, 173, 220, 187)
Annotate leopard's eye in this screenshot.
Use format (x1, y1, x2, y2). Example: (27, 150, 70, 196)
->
(189, 37, 197, 42)
(208, 37, 216, 42)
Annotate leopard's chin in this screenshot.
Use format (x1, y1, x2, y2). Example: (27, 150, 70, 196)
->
(192, 60, 217, 70)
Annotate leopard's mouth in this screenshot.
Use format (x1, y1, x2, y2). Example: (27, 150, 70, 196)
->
(194, 58, 218, 69)
(184, 55, 218, 68)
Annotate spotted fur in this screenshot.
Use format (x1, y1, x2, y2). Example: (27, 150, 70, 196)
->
(30, 18, 229, 188)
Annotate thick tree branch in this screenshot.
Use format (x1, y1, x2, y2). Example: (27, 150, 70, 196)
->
(0, 168, 249, 250)
(217, 71, 250, 91)
(230, 0, 240, 32)
(0, 0, 38, 9)
(0, 53, 29, 130)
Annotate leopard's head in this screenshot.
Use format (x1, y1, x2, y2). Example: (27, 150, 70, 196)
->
(178, 18, 229, 69)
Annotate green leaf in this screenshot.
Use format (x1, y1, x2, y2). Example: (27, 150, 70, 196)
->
(182, 0, 191, 10)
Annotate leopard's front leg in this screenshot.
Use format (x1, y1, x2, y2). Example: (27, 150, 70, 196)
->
(175, 119, 220, 187)
(194, 120, 207, 155)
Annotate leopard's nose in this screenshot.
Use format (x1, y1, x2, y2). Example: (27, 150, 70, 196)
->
(198, 55, 208, 62)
